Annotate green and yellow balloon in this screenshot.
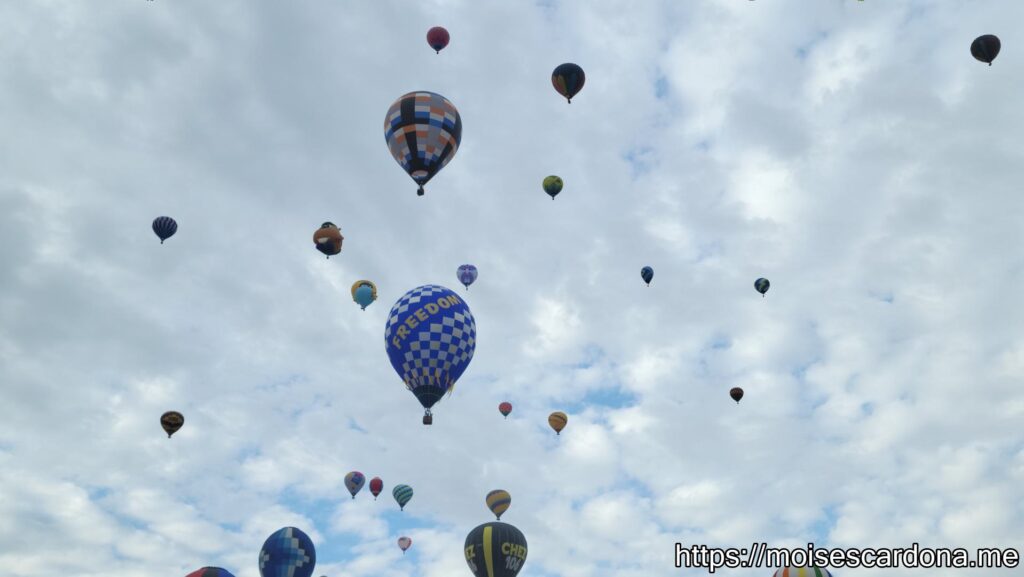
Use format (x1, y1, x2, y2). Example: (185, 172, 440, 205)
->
(542, 176, 563, 200)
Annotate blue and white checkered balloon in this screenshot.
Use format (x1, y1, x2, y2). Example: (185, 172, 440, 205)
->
(385, 285, 476, 413)
(259, 526, 316, 577)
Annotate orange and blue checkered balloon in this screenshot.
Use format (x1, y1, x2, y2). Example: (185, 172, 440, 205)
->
(384, 92, 461, 196)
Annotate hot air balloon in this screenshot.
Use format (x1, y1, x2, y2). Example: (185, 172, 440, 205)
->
(160, 411, 183, 438)
(186, 569, 235, 577)
(486, 490, 511, 520)
(426, 26, 449, 53)
(464, 521, 527, 577)
(773, 568, 832, 577)
(641, 266, 654, 286)
(384, 92, 462, 196)
(345, 471, 365, 499)
(542, 176, 563, 199)
(313, 222, 343, 258)
(552, 63, 585, 103)
(351, 280, 378, 310)
(971, 34, 1001, 65)
(499, 401, 512, 419)
(385, 285, 476, 424)
(398, 536, 412, 554)
(259, 527, 316, 577)
(393, 484, 413, 511)
(548, 411, 567, 435)
(152, 216, 177, 244)
(457, 264, 478, 290)
(370, 477, 383, 500)
(755, 278, 770, 297)
(730, 387, 744, 404)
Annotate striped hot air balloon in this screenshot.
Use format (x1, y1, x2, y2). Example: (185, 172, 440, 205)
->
(152, 216, 177, 244)
(548, 411, 567, 435)
(393, 484, 413, 510)
(485, 490, 511, 520)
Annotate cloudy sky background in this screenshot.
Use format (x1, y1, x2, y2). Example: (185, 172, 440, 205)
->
(1, 0, 1023, 575)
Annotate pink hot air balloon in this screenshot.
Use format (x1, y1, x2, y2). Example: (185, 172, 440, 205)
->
(369, 476, 383, 500)
(398, 536, 412, 554)
(426, 26, 449, 53)
(499, 401, 512, 419)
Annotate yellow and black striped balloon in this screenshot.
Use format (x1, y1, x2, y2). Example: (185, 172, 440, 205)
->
(464, 521, 527, 577)
(485, 490, 511, 520)
(548, 411, 567, 435)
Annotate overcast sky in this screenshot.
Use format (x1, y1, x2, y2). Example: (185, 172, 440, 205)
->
(1, 1, 1023, 576)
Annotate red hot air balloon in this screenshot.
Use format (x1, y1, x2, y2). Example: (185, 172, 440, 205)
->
(427, 27, 450, 53)
(499, 402, 512, 419)
(730, 387, 744, 404)
(369, 477, 383, 500)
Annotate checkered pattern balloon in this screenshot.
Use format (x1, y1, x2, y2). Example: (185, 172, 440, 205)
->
(259, 526, 316, 577)
(384, 92, 461, 195)
(385, 285, 476, 410)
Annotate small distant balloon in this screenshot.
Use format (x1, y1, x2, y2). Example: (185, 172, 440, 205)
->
(486, 489, 511, 520)
(499, 401, 512, 418)
(370, 477, 383, 499)
(313, 222, 343, 258)
(393, 484, 413, 510)
(426, 26, 449, 53)
(755, 278, 770, 297)
(552, 63, 585, 103)
(351, 280, 377, 310)
(259, 527, 316, 577)
(186, 569, 235, 577)
(548, 411, 567, 435)
(542, 175, 563, 199)
(160, 411, 183, 438)
(641, 266, 654, 286)
(345, 471, 365, 499)
(971, 34, 1001, 65)
(730, 387, 744, 404)
(457, 264, 478, 290)
(152, 216, 177, 244)
(398, 536, 412, 554)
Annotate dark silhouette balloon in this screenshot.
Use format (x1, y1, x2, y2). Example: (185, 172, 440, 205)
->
(551, 63, 585, 103)
(971, 34, 1001, 65)
(641, 266, 654, 286)
(755, 278, 770, 297)
(465, 521, 527, 577)
(730, 387, 744, 404)
(160, 411, 183, 438)
(152, 216, 177, 244)
(543, 175, 563, 199)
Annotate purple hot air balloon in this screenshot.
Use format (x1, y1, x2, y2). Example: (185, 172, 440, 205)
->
(457, 264, 478, 290)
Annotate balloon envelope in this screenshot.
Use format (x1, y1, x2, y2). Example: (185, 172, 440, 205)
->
(641, 266, 654, 286)
(384, 285, 476, 419)
(971, 34, 1000, 65)
(457, 264, 478, 289)
(486, 489, 511, 520)
(370, 477, 383, 499)
(730, 387, 744, 403)
(186, 569, 235, 577)
(384, 92, 462, 196)
(542, 175, 563, 199)
(464, 521, 527, 577)
(551, 63, 585, 103)
(153, 216, 177, 244)
(161, 411, 184, 438)
(345, 471, 365, 498)
(426, 26, 449, 52)
(259, 527, 316, 577)
(548, 411, 567, 435)
(755, 278, 770, 296)
(314, 222, 343, 257)
(393, 484, 413, 510)
(351, 280, 377, 310)
(398, 536, 412, 552)
(499, 401, 512, 417)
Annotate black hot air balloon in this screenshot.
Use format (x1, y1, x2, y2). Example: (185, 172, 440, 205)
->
(551, 63, 585, 103)
(971, 35, 1001, 66)
(465, 521, 527, 577)
(754, 278, 770, 297)
(160, 411, 184, 438)
(730, 387, 744, 404)
(641, 266, 654, 286)
(152, 216, 177, 244)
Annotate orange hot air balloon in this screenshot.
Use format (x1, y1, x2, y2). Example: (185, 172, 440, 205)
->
(313, 222, 343, 258)
(548, 411, 567, 435)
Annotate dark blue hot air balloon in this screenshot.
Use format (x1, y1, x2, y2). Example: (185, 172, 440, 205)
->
(152, 216, 177, 244)
(755, 278, 770, 297)
(457, 264, 478, 290)
(641, 266, 654, 286)
(259, 527, 316, 577)
(385, 285, 476, 424)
